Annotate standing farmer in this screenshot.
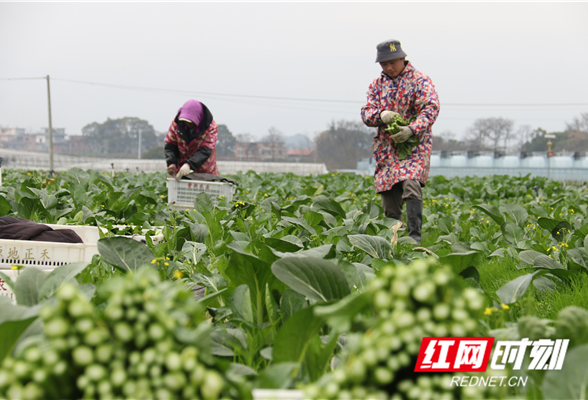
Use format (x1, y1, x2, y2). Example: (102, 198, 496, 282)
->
(165, 99, 219, 179)
(361, 39, 440, 244)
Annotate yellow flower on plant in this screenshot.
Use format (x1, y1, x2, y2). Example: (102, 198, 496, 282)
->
(484, 308, 492, 315)
(173, 270, 183, 280)
(501, 304, 509, 310)
(164, 262, 169, 266)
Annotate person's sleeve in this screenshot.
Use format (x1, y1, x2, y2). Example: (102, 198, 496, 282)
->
(186, 147, 212, 170)
(361, 80, 384, 127)
(164, 143, 179, 167)
(408, 76, 440, 138)
(186, 122, 218, 170)
(164, 122, 180, 166)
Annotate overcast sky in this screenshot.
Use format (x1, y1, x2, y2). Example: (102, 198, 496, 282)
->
(1, 2, 587, 142)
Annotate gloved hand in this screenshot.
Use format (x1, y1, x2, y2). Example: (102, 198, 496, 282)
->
(167, 164, 177, 176)
(175, 163, 193, 180)
(390, 126, 413, 143)
(380, 110, 400, 124)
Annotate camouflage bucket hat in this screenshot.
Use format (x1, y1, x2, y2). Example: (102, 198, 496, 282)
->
(375, 39, 407, 63)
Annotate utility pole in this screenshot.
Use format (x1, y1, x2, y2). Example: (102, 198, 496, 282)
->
(46, 75, 54, 174)
(138, 130, 142, 159)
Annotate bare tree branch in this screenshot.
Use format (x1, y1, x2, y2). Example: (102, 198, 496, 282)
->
(465, 117, 514, 152)
(566, 112, 588, 133)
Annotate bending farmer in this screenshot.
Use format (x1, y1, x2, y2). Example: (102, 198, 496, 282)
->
(165, 99, 219, 179)
(361, 39, 440, 244)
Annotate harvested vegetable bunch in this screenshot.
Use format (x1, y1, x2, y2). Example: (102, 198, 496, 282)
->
(0, 268, 251, 400)
(384, 114, 419, 160)
(305, 257, 510, 400)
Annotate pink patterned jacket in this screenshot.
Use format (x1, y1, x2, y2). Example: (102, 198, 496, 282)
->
(164, 120, 219, 175)
(361, 61, 440, 193)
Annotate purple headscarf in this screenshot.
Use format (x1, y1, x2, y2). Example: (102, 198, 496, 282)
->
(178, 100, 204, 126)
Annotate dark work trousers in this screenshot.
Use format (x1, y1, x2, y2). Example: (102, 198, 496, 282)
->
(380, 179, 423, 220)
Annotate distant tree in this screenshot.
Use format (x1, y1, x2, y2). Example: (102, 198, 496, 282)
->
(519, 128, 574, 153)
(234, 133, 257, 160)
(261, 126, 285, 143)
(432, 131, 468, 151)
(315, 120, 373, 170)
(464, 122, 489, 151)
(465, 117, 514, 152)
(557, 130, 588, 152)
(216, 124, 236, 158)
(81, 117, 157, 156)
(235, 133, 254, 143)
(261, 127, 286, 162)
(515, 125, 533, 152)
(566, 112, 588, 133)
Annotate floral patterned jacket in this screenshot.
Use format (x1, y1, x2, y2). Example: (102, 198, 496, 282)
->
(361, 61, 440, 193)
(164, 120, 219, 175)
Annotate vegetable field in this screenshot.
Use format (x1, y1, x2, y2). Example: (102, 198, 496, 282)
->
(2, 168, 588, 399)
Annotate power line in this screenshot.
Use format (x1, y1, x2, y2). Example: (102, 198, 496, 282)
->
(51, 78, 362, 104)
(2, 77, 588, 107)
(0, 77, 46, 80)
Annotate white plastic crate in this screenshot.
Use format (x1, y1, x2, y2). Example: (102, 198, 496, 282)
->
(0, 224, 164, 271)
(167, 178, 236, 210)
(0, 224, 165, 302)
(0, 232, 100, 270)
(0, 225, 101, 302)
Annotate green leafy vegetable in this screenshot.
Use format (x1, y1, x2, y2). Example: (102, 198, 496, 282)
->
(384, 114, 418, 160)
